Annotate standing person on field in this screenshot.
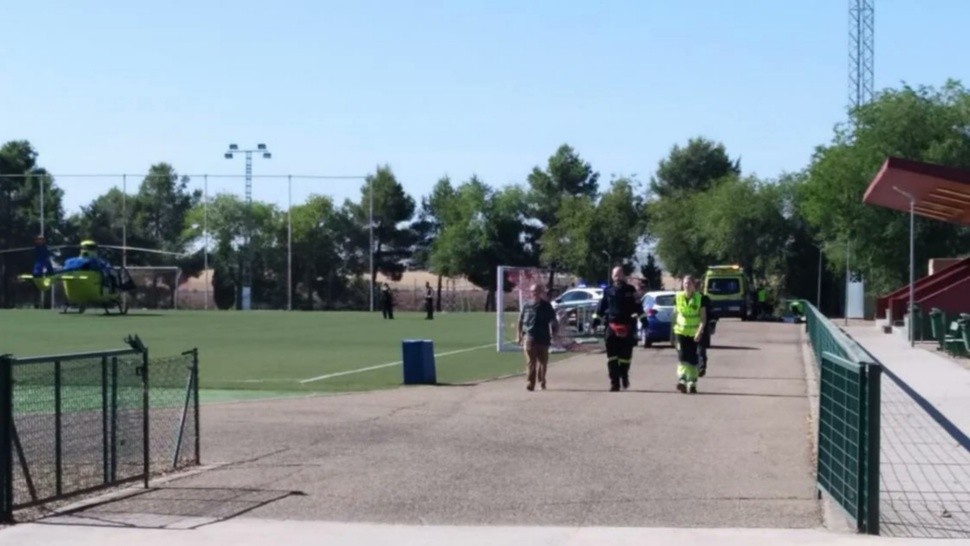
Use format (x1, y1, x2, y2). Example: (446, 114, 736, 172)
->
(380, 283, 394, 319)
(673, 274, 707, 393)
(592, 266, 643, 391)
(516, 283, 559, 391)
(424, 281, 434, 320)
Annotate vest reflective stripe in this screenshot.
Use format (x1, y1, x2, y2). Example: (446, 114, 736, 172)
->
(674, 292, 702, 336)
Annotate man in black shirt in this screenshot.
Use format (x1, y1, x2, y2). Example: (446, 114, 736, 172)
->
(592, 266, 643, 391)
(516, 283, 559, 391)
(424, 281, 434, 319)
(380, 283, 394, 319)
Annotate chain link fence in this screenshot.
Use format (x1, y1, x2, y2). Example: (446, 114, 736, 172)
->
(803, 300, 882, 535)
(0, 338, 199, 522)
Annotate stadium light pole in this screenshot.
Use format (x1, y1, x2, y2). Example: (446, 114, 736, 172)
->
(225, 143, 271, 311)
(893, 186, 917, 347)
(203, 174, 210, 310)
(810, 241, 823, 310)
(369, 176, 374, 313)
(817, 244, 823, 310)
(38, 175, 46, 309)
(122, 174, 127, 269)
(38, 176, 44, 238)
(844, 237, 851, 327)
(287, 175, 292, 312)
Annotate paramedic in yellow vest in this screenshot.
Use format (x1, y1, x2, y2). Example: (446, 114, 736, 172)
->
(673, 275, 707, 394)
(757, 286, 768, 318)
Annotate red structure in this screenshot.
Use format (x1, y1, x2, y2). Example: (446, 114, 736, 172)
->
(864, 157, 970, 321)
(875, 257, 970, 322)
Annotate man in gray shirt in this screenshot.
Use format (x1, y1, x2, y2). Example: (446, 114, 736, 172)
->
(516, 283, 559, 391)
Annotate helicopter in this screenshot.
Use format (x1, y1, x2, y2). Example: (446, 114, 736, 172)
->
(16, 237, 137, 314)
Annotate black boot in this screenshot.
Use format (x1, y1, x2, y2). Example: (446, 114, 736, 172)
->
(608, 360, 620, 391)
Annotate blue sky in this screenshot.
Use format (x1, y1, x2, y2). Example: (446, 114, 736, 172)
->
(4, 0, 970, 216)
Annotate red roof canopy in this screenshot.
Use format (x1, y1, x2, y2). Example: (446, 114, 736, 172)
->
(862, 157, 970, 226)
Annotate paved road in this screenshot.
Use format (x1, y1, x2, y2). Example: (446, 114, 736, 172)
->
(6, 320, 821, 535)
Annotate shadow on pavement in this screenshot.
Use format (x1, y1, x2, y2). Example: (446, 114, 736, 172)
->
(550, 388, 805, 399)
(35, 486, 303, 531)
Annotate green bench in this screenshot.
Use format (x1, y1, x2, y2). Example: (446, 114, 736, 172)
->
(929, 308, 970, 357)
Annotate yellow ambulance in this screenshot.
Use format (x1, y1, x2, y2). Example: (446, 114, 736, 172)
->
(702, 264, 748, 320)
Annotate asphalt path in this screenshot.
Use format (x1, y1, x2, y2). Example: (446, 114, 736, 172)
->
(25, 320, 820, 530)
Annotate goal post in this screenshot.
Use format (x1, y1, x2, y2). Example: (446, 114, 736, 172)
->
(124, 266, 182, 310)
(496, 266, 605, 353)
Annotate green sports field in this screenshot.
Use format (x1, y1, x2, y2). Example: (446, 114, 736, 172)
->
(0, 310, 564, 398)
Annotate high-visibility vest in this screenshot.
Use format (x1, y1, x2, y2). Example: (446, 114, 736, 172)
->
(674, 291, 702, 337)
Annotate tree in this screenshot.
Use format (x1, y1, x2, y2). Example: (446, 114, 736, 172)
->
(412, 176, 456, 310)
(640, 254, 663, 291)
(526, 144, 600, 286)
(693, 175, 790, 284)
(430, 177, 532, 310)
(538, 177, 643, 283)
(538, 194, 597, 280)
(0, 140, 64, 307)
(72, 188, 131, 249)
(647, 194, 714, 278)
(286, 194, 354, 309)
(527, 144, 600, 226)
(649, 137, 740, 199)
(133, 163, 201, 257)
(799, 80, 970, 294)
(645, 138, 741, 277)
(592, 177, 644, 276)
(183, 193, 282, 309)
(351, 166, 417, 290)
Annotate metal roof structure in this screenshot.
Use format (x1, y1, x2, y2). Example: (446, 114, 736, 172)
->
(862, 157, 970, 226)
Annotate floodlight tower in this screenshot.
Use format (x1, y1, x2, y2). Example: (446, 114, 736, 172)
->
(224, 143, 271, 310)
(849, 0, 874, 109)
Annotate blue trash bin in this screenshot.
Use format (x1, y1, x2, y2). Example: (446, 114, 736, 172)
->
(402, 339, 436, 385)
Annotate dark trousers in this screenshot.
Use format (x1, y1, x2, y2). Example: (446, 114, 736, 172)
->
(605, 329, 635, 389)
(382, 303, 394, 319)
(425, 299, 434, 319)
(697, 331, 710, 375)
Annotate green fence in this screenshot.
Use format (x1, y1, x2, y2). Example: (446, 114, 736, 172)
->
(804, 302, 881, 535)
(0, 336, 199, 522)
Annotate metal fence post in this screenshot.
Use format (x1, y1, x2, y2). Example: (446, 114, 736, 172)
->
(173, 352, 194, 469)
(865, 363, 882, 535)
(142, 348, 150, 489)
(110, 357, 118, 483)
(54, 360, 63, 496)
(193, 349, 200, 465)
(0, 355, 13, 523)
(101, 355, 109, 485)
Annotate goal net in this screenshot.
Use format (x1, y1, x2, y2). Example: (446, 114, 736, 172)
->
(496, 266, 605, 353)
(123, 266, 182, 309)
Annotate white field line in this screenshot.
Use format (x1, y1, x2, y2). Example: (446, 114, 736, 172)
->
(298, 343, 495, 384)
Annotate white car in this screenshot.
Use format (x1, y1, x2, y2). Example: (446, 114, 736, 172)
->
(551, 288, 603, 311)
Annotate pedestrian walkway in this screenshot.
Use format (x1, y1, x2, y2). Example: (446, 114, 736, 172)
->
(0, 321, 823, 544)
(846, 325, 970, 539)
(0, 518, 944, 546)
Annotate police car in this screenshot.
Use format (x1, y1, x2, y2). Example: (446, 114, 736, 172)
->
(551, 287, 603, 311)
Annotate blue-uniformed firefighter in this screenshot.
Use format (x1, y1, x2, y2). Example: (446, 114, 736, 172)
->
(592, 266, 643, 391)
